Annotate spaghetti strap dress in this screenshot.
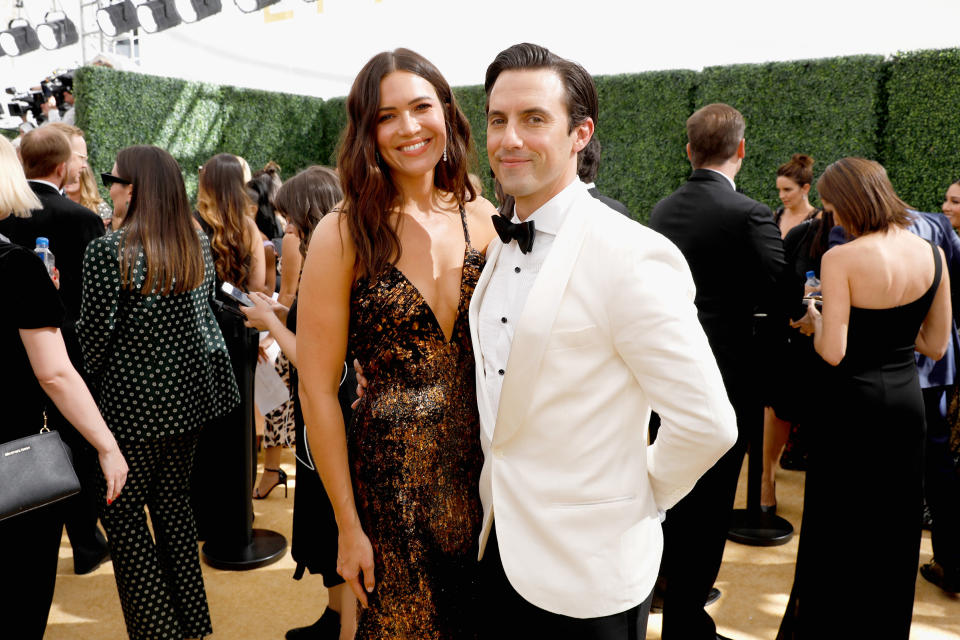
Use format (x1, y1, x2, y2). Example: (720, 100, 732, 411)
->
(348, 207, 484, 639)
(778, 240, 942, 639)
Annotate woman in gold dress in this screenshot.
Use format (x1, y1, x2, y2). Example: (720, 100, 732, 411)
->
(297, 49, 497, 638)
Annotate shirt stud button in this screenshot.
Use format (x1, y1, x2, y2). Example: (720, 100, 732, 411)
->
(514, 266, 521, 273)
(498, 369, 505, 376)
(500, 317, 507, 324)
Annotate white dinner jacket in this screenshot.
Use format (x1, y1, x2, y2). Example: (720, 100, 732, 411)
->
(469, 182, 737, 618)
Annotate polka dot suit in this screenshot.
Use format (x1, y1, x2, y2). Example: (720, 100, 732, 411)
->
(78, 229, 239, 640)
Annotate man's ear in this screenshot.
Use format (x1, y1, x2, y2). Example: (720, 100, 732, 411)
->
(54, 162, 68, 183)
(736, 138, 746, 159)
(686, 142, 693, 162)
(572, 118, 594, 153)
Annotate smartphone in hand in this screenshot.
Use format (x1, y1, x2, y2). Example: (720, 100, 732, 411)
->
(221, 282, 253, 307)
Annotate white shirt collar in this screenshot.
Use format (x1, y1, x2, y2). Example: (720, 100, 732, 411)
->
(704, 168, 736, 191)
(509, 177, 584, 236)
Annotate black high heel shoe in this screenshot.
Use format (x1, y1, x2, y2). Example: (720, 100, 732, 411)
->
(253, 467, 288, 499)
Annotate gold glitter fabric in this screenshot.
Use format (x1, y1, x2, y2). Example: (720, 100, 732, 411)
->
(347, 212, 484, 640)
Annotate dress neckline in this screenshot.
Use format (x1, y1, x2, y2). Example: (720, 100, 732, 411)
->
(385, 206, 477, 345)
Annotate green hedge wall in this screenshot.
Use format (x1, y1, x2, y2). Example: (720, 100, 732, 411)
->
(595, 71, 698, 221)
(452, 85, 492, 198)
(74, 66, 333, 200)
(882, 48, 960, 213)
(74, 47, 960, 222)
(695, 55, 886, 212)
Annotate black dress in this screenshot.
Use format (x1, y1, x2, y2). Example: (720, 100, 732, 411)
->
(778, 241, 941, 639)
(0, 240, 66, 640)
(766, 217, 826, 425)
(347, 209, 484, 639)
(190, 216, 259, 542)
(289, 299, 354, 587)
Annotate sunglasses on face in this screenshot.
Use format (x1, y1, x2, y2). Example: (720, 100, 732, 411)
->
(101, 172, 131, 188)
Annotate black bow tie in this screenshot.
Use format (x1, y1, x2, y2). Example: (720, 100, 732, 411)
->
(491, 214, 536, 254)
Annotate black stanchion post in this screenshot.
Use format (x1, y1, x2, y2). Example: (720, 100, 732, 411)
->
(200, 319, 286, 570)
(727, 313, 794, 547)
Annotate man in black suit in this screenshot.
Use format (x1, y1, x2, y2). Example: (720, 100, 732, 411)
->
(0, 124, 109, 575)
(578, 137, 632, 217)
(649, 103, 786, 640)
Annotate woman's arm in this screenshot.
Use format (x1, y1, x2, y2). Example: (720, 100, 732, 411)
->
(77, 238, 121, 381)
(916, 248, 952, 360)
(21, 327, 128, 502)
(242, 292, 297, 366)
(296, 213, 375, 605)
(246, 217, 268, 295)
(812, 248, 850, 366)
(277, 232, 302, 308)
(262, 241, 277, 297)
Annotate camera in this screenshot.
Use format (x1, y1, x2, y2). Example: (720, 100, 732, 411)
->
(5, 70, 75, 124)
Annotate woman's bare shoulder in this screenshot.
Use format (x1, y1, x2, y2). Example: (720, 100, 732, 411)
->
(311, 207, 355, 261)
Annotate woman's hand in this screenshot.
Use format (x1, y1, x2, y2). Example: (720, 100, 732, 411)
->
(241, 292, 287, 331)
(98, 446, 128, 505)
(790, 298, 821, 336)
(337, 524, 376, 607)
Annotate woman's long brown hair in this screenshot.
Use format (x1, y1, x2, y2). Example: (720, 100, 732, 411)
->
(196, 153, 254, 288)
(115, 145, 204, 295)
(337, 48, 476, 279)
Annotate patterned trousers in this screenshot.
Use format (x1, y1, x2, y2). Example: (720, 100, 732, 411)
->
(98, 431, 212, 640)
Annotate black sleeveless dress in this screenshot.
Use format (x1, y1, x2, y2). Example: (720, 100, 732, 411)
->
(778, 241, 941, 639)
(348, 209, 484, 639)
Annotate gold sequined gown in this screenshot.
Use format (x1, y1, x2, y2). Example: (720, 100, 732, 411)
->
(348, 210, 484, 639)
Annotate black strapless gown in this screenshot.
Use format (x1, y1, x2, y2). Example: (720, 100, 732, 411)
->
(778, 242, 941, 639)
(347, 211, 484, 639)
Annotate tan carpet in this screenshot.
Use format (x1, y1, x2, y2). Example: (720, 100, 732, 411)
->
(45, 448, 960, 639)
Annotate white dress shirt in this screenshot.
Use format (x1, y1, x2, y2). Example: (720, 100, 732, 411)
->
(477, 178, 582, 436)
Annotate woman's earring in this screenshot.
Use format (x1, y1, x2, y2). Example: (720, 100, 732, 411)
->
(442, 147, 448, 163)
(375, 150, 382, 165)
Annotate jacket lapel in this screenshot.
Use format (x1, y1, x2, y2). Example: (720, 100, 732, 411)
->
(492, 195, 590, 445)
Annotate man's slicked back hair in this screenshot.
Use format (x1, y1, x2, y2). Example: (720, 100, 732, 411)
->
(484, 42, 598, 133)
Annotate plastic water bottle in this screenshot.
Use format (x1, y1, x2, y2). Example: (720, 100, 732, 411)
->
(804, 270, 821, 297)
(34, 237, 55, 278)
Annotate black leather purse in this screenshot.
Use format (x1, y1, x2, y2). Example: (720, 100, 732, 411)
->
(0, 417, 81, 522)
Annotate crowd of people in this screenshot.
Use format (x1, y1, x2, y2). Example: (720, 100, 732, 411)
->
(0, 41, 958, 640)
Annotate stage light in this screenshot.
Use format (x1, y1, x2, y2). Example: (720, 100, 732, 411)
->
(96, 1, 140, 37)
(37, 12, 79, 50)
(234, 0, 281, 14)
(174, 0, 222, 22)
(0, 19, 40, 57)
(137, 0, 182, 33)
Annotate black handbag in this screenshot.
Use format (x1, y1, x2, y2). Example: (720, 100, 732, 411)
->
(0, 417, 81, 522)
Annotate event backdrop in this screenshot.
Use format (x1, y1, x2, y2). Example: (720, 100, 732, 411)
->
(74, 47, 960, 221)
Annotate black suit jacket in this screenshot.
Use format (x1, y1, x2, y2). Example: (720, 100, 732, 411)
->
(0, 181, 105, 323)
(649, 169, 786, 369)
(588, 186, 632, 218)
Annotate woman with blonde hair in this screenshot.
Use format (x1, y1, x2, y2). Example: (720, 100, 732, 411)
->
(191, 152, 267, 541)
(66, 165, 113, 224)
(0, 135, 127, 640)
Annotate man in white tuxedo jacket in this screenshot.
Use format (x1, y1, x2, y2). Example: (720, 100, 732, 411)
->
(472, 43, 739, 638)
